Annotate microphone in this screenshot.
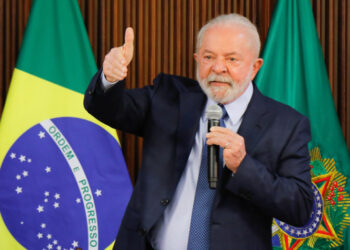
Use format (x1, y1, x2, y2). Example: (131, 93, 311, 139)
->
(206, 104, 223, 189)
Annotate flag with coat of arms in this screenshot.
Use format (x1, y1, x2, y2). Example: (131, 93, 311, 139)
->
(255, 0, 350, 249)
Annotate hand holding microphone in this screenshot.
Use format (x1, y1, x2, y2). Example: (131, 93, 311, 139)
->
(206, 105, 246, 186)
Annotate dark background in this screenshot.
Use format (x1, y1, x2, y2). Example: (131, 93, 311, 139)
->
(1, 0, 349, 183)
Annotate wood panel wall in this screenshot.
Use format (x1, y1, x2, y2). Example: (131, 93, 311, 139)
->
(1, 0, 349, 183)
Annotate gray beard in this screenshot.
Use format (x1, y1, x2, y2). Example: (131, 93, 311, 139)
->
(196, 66, 252, 104)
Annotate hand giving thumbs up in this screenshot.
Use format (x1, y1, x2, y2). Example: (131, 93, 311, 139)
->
(103, 27, 134, 82)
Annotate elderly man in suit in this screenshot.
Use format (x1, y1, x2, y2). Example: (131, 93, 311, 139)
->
(84, 13, 313, 250)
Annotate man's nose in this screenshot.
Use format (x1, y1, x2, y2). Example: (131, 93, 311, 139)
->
(211, 58, 227, 74)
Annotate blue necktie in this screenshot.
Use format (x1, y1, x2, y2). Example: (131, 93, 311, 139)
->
(187, 105, 228, 250)
(218, 105, 228, 172)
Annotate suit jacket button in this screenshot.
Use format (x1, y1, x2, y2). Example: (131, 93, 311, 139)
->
(88, 90, 93, 95)
(138, 227, 146, 236)
(160, 199, 169, 206)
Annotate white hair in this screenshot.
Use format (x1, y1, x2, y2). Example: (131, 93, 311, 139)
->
(196, 14, 261, 57)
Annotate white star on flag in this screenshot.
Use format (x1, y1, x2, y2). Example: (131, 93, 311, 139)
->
(20, 221, 24, 225)
(45, 191, 50, 197)
(53, 240, 58, 245)
(22, 171, 28, 177)
(16, 175, 21, 180)
(72, 241, 79, 247)
(47, 233, 52, 239)
(27, 158, 32, 163)
(44, 198, 48, 203)
(48, 244, 53, 249)
(37, 205, 44, 213)
(19, 155, 26, 162)
(15, 186, 22, 194)
(53, 202, 59, 208)
(76, 198, 81, 203)
(41, 223, 46, 228)
(38, 131, 46, 139)
(37, 232, 43, 239)
(57, 246, 62, 250)
(95, 189, 102, 197)
(54, 193, 60, 199)
(45, 166, 51, 173)
(10, 153, 16, 159)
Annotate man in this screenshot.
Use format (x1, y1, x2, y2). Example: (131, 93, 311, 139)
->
(84, 14, 313, 250)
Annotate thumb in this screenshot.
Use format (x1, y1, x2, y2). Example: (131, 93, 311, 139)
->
(123, 27, 134, 65)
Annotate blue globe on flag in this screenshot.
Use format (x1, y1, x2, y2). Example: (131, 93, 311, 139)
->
(0, 117, 132, 249)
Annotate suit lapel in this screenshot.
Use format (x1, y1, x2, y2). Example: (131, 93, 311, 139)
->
(174, 91, 207, 180)
(216, 85, 270, 193)
(237, 85, 269, 154)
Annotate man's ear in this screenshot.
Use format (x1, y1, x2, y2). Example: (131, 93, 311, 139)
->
(251, 58, 263, 80)
(194, 53, 198, 62)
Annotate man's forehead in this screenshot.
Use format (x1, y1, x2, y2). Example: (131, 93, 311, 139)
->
(201, 27, 251, 44)
(199, 24, 255, 54)
(204, 24, 249, 39)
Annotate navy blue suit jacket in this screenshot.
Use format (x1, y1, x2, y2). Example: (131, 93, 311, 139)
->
(84, 71, 313, 250)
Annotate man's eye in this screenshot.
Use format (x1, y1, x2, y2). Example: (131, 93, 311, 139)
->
(228, 57, 235, 61)
(204, 55, 212, 60)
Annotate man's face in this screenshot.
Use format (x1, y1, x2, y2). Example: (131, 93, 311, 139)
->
(194, 24, 263, 104)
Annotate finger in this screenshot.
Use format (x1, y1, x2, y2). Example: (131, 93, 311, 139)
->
(124, 27, 134, 46)
(110, 59, 128, 73)
(206, 130, 236, 140)
(115, 72, 127, 80)
(210, 126, 234, 134)
(111, 67, 127, 78)
(206, 131, 225, 138)
(104, 72, 119, 82)
(123, 27, 134, 64)
(104, 59, 128, 75)
(105, 71, 126, 82)
(104, 50, 126, 72)
(108, 48, 127, 66)
(206, 137, 227, 147)
(114, 50, 127, 64)
(103, 62, 127, 80)
(207, 133, 244, 148)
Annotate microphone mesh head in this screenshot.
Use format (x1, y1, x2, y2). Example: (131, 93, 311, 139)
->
(206, 104, 223, 120)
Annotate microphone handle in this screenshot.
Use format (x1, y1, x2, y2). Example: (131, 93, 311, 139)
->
(208, 119, 220, 189)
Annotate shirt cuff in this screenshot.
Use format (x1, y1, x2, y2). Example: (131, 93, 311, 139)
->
(100, 72, 119, 90)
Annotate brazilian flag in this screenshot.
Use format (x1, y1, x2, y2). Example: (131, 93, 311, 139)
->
(255, 0, 350, 249)
(0, 0, 132, 249)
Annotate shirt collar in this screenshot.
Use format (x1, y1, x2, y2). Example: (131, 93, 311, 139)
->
(203, 82, 254, 124)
